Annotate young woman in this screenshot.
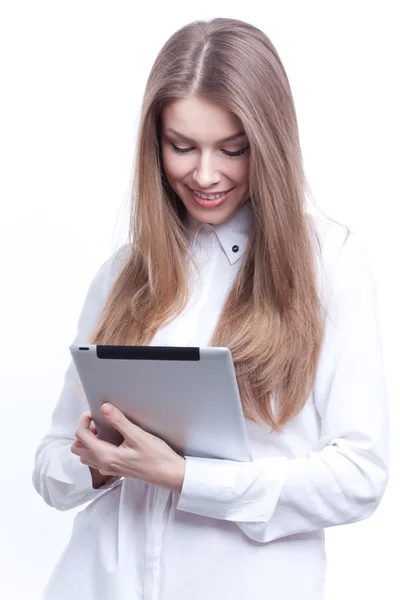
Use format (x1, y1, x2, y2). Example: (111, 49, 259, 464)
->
(32, 17, 389, 600)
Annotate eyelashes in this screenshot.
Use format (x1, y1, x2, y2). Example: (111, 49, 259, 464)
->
(171, 143, 249, 158)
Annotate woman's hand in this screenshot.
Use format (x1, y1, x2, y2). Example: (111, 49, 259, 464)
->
(70, 403, 186, 493)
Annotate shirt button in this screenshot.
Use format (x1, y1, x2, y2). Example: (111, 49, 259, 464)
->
(232, 245, 239, 252)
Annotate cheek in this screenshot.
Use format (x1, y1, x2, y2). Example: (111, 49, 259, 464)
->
(230, 161, 249, 185)
(161, 148, 188, 181)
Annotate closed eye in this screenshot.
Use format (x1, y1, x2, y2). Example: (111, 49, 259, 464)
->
(171, 143, 249, 158)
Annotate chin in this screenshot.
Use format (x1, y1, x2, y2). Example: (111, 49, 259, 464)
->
(188, 203, 238, 223)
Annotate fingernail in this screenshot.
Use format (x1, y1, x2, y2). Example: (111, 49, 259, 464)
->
(102, 403, 112, 415)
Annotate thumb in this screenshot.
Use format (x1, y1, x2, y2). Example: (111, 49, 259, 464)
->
(101, 403, 144, 442)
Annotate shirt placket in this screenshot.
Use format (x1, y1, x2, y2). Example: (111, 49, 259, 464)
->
(186, 228, 218, 340)
(143, 487, 173, 600)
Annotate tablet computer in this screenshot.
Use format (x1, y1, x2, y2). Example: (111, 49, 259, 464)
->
(69, 344, 253, 462)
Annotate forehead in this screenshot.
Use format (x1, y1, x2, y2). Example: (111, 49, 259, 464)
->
(161, 96, 243, 142)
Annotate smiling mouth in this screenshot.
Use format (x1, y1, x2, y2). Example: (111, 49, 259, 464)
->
(188, 186, 234, 196)
(188, 186, 235, 208)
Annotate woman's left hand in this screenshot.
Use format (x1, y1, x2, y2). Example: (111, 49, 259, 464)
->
(71, 402, 186, 493)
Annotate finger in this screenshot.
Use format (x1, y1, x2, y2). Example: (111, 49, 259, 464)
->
(71, 436, 91, 454)
(75, 411, 97, 444)
(76, 411, 93, 432)
(74, 438, 87, 449)
(101, 403, 145, 443)
(75, 426, 102, 451)
(71, 439, 99, 468)
(75, 442, 116, 476)
(76, 420, 120, 458)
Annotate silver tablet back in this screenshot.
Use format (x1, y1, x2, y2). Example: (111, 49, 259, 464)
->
(70, 345, 252, 462)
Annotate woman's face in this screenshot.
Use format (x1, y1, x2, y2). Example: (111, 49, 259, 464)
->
(160, 95, 250, 225)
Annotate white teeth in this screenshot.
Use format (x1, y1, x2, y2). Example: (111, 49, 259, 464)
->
(192, 189, 227, 200)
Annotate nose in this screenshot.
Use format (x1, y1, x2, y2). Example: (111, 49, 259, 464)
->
(192, 151, 220, 189)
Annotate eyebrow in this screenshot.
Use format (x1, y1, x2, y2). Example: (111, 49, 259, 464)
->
(164, 128, 246, 144)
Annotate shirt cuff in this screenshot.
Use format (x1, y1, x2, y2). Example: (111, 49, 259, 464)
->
(42, 449, 123, 508)
(176, 455, 289, 522)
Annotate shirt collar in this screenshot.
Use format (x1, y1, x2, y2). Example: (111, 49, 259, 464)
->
(184, 199, 255, 265)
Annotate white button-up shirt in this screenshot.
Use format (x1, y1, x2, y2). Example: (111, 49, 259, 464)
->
(32, 200, 389, 600)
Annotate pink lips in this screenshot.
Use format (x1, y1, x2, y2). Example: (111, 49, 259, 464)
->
(188, 186, 234, 208)
(190, 187, 232, 195)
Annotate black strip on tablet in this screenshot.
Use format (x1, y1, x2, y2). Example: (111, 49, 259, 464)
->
(95, 345, 200, 361)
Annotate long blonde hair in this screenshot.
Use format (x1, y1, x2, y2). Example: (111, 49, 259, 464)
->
(88, 18, 346, 432)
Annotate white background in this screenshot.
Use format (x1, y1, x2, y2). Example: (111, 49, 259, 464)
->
(1, 1, 399, 598)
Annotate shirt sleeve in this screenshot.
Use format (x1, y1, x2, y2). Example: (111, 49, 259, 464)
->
(32, 245, 130, 511)
(176, 230, 390, 543)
